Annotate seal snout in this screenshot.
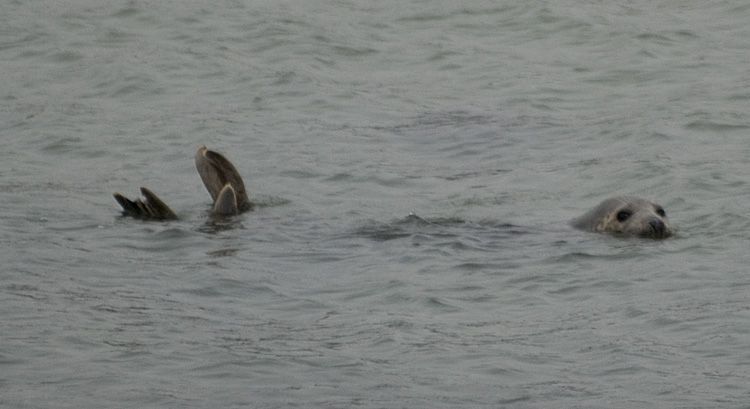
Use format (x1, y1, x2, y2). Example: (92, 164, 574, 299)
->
(647, 217, 669, 238)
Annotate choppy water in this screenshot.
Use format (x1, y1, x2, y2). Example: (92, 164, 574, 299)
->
(3, 1, 750, 408)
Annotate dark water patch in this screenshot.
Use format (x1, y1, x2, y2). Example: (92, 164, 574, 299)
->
(387, 111, 501, 135)
(546, 250, 626, 264)
(325, 172, 353, 182)
(423, 296, 461, 313)
(441, 168, 511, 182)
(107, 224, 198, 254)
(674, 29, 699, 39)
(205, 247, 240, 258)
(196, 217, 245, 234)
(112, 79, 165, 98)
(178, 281, 280, 302)
(41, 136, 83, 153)
(324, 172, 415, 188)
(331, 45, 378, 58)
(262, 299, 334, 320)
(0, 177, 62, 195)
(111, 7, 138, 18)
(15, 47, 49, 60)
(100, 29, 133, 44)
(427, 49, 461, 62)
(635, 32, 673, 43)
(48, 50, 84, 63)
(0, 32, 47, 52)
(339, 280, 408, 303)
(727, 91, 750, 101)
(452, 194, 511, 208)
(397, 5, 520, 24)
(396, 12, 454, 23)
(454, 261, 524, 275)
(634, 31, 697, 46)
(584, 69, 656, 86)
(353, 214, 470, 242)
(4, 284, 46, 301)
(503, 271, 563, 287)
(685, 120, 750, 132)
(354, 217, 420, 242)
(279, 169, 323, 179)
(452, 262, 492, 272)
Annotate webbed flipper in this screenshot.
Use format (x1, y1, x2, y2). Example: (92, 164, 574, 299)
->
(113, 187, 177, 220)
(195, 145, 252, 214)
(212, 183, 239, 215)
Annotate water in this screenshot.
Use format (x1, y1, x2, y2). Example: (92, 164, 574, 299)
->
(2, 1, 750, 407)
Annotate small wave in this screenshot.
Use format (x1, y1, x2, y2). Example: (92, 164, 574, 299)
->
(353, 213, 466, 241)
(685, 120, 750, 132)
(253, 195, 291, 208)
(352, 213, 534, 248)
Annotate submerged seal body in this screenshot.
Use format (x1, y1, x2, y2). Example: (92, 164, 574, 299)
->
(572, 196, 672, 239)
(113, 146, 252, 220)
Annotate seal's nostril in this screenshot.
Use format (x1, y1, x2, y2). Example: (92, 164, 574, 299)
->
(649, 219, 665, 234)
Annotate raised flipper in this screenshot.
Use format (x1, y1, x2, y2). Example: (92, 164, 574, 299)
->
(195, 145, 252, 214)
(113, 187, 178, 220)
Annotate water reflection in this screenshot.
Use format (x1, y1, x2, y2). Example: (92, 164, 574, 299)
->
(206, 248, 240, 258)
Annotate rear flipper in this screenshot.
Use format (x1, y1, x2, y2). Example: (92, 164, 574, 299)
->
(212, 183, 239, 216)
(195, 146, 253, 213)
(113, 187, 178, 220)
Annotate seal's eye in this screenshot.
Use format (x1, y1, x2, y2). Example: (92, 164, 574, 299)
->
(655, 207, 666, 217)
(616, 210, 632, 222)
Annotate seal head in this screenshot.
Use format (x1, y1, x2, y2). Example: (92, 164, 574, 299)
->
(572, 196, 672, 239)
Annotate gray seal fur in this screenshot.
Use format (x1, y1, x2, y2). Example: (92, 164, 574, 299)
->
(571, 196, 672, 239)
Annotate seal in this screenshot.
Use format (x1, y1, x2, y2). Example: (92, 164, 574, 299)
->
(113, 146, 252, 219)
(571, 196, 672, 239)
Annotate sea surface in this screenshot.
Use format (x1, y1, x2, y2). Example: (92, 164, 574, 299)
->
(2, 1, 750, 408)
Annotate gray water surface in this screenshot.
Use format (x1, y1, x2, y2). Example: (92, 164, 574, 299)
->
(3, 1, 750, 408)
